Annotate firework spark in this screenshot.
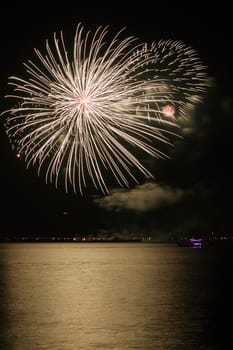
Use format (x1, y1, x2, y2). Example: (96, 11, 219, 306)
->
(2, 23, 208, 195)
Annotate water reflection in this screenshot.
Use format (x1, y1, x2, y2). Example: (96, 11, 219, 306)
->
(0, 243, 232, 349)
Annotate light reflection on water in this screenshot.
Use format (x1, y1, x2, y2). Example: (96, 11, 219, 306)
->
(0, 242, 232, 349)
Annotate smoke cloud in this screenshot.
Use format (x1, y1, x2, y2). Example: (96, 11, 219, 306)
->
(95, 182, 185, 212)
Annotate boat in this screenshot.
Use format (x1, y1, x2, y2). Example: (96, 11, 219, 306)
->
(177, 237, 204, 248)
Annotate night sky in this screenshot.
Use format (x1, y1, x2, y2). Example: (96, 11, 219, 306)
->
(0, 5, 232, 238)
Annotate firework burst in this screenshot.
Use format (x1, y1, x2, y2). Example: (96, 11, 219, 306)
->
(2, 23, 208, 195)
(149, 39, 209, 117)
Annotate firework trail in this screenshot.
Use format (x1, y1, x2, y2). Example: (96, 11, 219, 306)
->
(2, 23, 208, 195)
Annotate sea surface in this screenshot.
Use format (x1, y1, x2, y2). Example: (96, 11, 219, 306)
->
(0, 242, 232, 350)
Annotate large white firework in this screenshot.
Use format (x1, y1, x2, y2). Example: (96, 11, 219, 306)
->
(2, 23, 208, 195)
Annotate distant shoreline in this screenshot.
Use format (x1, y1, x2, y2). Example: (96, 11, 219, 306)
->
(0, 238, 175, 244)
(0, 238, 143, 243)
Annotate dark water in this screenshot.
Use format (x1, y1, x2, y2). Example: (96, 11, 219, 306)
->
(0, 242, 232, 349)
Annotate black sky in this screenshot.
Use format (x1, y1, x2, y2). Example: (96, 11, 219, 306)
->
(0, 5, 232, 238)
